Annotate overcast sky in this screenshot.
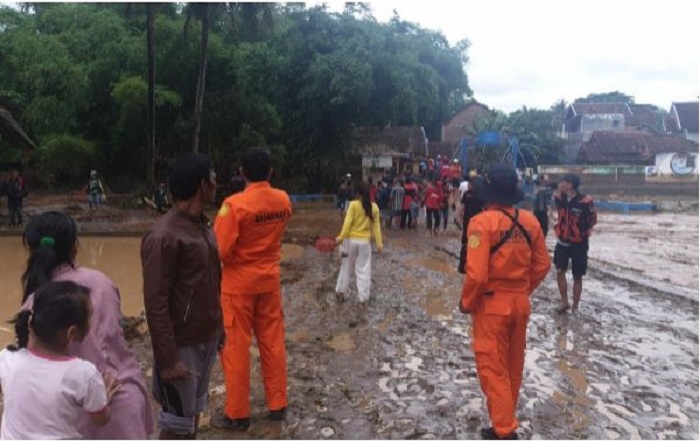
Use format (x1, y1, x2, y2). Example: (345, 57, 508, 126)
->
(320, 0, 699, 113)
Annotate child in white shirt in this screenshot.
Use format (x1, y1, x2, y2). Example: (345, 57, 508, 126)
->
(0, 280, 119, 439)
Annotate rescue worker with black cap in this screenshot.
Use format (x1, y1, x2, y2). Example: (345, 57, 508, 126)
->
(459, 164, 551, 440)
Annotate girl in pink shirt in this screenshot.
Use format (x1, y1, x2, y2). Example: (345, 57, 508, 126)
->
(1, 281, 120, 439)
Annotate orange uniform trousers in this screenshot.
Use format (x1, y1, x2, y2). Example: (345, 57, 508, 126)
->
(471, 292, 530, 438)
(220, 291, 287, 419)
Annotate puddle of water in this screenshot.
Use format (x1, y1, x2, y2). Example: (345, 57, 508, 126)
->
(0, 236, 144, 347)
(288, 328, 310, 343)
(412, 258, 458, 275)
(425, 295, 453, 320)
(0, 237, 305, 347)
(281, 244, 304, 262)
(325, 332, 356, 351)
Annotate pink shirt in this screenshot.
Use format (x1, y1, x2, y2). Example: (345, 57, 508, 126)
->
(23, 266, 155, 439)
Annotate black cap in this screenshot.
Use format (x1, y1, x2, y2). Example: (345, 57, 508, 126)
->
(561, 173, 581, 190)
(472, 165, 524, 206)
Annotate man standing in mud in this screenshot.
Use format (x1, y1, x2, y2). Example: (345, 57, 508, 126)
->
(141, 153, 222, 439)
(213, 147, 292, 431)
(553, 174, 597, 313)
(459, 165, 550, 440)
(457, 171, 484, 274)
(4, 169, 27, 228)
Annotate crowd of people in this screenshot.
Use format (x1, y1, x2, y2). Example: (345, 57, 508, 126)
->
(0, 146, 597, 440)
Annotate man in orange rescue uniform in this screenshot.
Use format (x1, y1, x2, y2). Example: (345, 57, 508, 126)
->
(459, 165, 551, 440)
(212, 147, 292, 431)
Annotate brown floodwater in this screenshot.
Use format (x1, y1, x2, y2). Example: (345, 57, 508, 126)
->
(0, 236, 304, 347)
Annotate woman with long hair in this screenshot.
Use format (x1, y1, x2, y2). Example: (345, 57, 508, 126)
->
(335, 182, 383, 305)
(19, 211, 154, 439)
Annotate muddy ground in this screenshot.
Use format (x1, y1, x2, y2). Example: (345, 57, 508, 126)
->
(1, 195, 698, 439)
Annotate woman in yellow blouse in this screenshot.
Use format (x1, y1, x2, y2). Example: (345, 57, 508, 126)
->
(335, 181, 383, 305)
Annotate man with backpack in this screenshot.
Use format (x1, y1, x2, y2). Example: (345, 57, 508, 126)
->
(459, 165, 550, 440)
(85, 170, 105, 210)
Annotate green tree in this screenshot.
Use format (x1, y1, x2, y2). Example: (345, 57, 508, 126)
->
(574, 91, 635, 104)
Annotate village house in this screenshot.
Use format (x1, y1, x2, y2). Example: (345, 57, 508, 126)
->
(664, 101, 699, 143)
(440, 100, 493, 144)
(427, 100, 494, 168)
(574, 130, 698, 184)
(350, 126, 427, 182)
(561, 102, 669, 162)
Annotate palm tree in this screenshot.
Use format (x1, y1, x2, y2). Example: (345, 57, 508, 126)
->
(189, 3, 210, 153)
(146, 3, 156, 188)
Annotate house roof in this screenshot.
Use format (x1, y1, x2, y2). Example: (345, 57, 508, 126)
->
(672, 102, 699, 133)
(577, 131, 698, 163)
(0, 106, 37, 151)
(351, 126, 427, 156)
(645, 133, 699, 154)
(627, 104, 661, 130)
(570, 102, 633, 117)
(443, 100, 491, 125)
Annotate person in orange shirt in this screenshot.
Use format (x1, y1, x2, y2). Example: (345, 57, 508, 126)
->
(459, 165, 551, 440)
(212, 147, 293, 432)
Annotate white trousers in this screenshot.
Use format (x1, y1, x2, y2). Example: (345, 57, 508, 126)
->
(335, 239, 372, 302)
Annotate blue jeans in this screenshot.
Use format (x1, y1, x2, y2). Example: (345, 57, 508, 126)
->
(89, 193, 101, 208)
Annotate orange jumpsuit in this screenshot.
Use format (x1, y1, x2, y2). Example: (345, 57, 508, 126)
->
(460, 205, 550, 438)
(214, 181, 293, 419)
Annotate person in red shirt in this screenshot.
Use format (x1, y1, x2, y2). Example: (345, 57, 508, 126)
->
(553, 174, 597, 314)
(422, 180, 442, 236)
(213, 147, 293, 431)
(368, 177, 378, 203)
(440, 158, 451, 181)
(401, 178, 418, 230)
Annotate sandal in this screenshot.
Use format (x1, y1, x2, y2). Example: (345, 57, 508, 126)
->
(556, 304, 570, 314)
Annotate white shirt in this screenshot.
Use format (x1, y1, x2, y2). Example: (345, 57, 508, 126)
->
(0, 348, 107, 440)
(458, 180, 469, 197)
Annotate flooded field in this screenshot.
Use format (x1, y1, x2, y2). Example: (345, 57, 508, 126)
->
(1, 205, 697, 439)
(0, 236, 303, 348)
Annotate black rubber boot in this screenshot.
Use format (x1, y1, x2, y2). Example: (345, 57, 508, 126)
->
(269, 407, 287, 421)
(480, 427, 518, 440)
(210, 412, 250, 431)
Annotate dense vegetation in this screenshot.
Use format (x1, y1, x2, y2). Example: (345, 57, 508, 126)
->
(0, 3, 622, 193)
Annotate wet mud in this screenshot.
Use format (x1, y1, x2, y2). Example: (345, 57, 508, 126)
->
(1, 203, 697, 439)
(197, 209, 698, 439)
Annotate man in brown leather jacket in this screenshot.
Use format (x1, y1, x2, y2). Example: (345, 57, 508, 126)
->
(141, 153, 222, 440)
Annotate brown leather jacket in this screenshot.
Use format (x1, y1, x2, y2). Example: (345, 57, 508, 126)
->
(141, 209, 222, 370)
